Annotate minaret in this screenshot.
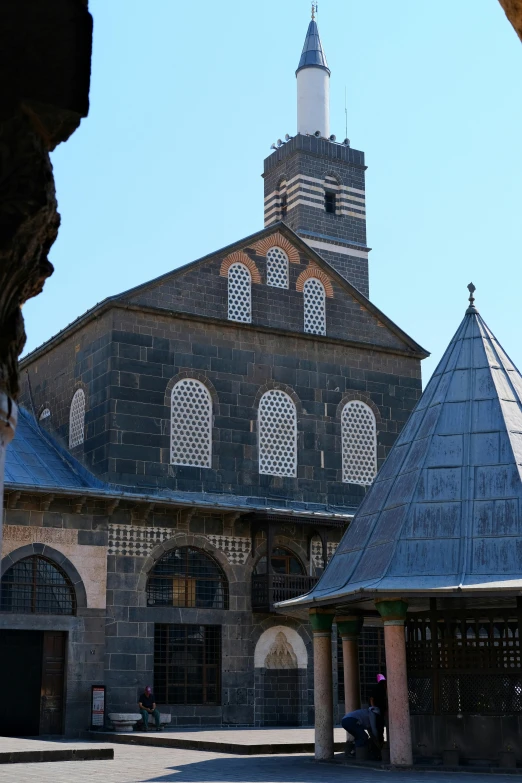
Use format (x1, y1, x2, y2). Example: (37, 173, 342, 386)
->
(296, 7, 330, 137)
(263, 10, 371, 298)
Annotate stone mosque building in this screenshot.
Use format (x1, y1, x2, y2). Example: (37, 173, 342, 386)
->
(0, 15, 427, 736)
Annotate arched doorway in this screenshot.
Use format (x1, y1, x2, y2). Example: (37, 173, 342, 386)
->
(0, 555, 76, 736)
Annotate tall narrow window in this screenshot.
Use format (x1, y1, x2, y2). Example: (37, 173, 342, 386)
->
(303, 277, 326, 336)
(69, 388, 85, 448)
(228, 262, 251, 323)
(325, 190, 336, 214)
(266, 247, 289, 289)
(342, 400, 377, 485)
(171, 379, 212, 468)
(280, 191, 288, 219)
(258, 389, 297, 477)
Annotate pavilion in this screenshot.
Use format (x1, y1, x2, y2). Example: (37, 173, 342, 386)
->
(280, 287, 522, 766)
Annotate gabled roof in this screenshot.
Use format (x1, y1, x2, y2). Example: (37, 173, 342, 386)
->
(20, 222, 428, 366)
(296, 20, 330, 75)
(281, 299, 522, 609)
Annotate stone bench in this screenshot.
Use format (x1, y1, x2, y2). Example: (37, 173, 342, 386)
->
(108, 712, 172, 733)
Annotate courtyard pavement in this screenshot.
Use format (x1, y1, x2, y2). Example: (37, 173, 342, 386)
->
(0, 739, 520, 783)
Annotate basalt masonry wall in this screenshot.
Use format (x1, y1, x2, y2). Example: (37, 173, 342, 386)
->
(0, 497, 108, 736)
(104, 515, 324, 727)
(73, 309, 421, 503)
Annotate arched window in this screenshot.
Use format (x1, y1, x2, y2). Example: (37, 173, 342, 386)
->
(0, 556, 76, 615)
(147, 547, 228, 609)
(171, 379, 212, 468)
(303, 277, 326, 336)
(266, 247, 289, 289)
(258, 389, 297, 477)
(39, 408, 51, 421)
(254, 547, 304, 575)
(341, 400, 377, 486)
(228, 262, 251, 323)
(69, 388, 85, 448)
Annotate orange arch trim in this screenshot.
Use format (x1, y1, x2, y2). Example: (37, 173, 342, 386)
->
(219, 251, 262, 284)
(296, 265, 334, 298)
(248, 232, 300, 264)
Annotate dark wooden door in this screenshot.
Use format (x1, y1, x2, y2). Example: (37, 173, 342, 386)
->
(39, 632, 66, 734)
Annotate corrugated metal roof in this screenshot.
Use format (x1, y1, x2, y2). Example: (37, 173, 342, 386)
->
(296, 20, 330, 75)
(282, 303, 522, 608)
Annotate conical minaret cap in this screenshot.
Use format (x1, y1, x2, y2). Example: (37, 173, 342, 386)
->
(296, 20, 330, 75)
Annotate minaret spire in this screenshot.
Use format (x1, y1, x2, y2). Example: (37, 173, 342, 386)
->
(296, 8, 330, 137)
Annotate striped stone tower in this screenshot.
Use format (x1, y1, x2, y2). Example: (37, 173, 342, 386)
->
(262, 9, 370, 297)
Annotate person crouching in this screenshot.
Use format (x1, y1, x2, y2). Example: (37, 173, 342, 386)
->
(342, 706, 380, 755)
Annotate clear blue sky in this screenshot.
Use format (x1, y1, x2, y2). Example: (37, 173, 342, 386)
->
(23, 0, 522, 384)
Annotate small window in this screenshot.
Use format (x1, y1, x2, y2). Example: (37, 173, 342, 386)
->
(342, 400, 377, 486)
(303, 277, 326, 336)
(258, 389, 297, 477)
(154, 624, 221, 705)
(69, 388, 85, 448)
(325, 191, 336, 214)
(228, 262, 251, 323)
(146, 547, 229, 609)
(280, 192, 288, 219)
(0, 556, 76, 615)
(39, 408, 51, 421)
(266, 247, 289, 289)
(171, 378, 212, 468)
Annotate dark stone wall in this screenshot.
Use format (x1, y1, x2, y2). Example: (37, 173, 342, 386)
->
(256, 668, 304, 726)
(20, 308, 422, 505)
(123, 242, 398, 349)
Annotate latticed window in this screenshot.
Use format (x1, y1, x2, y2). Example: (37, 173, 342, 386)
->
(39, 408, 51, 421)
(341, 400, 377, 486)
(0, 556, 76, 615)
(228, 262, 251, 323)
(69, 388, 85, 448)
(266, 247, 289, 288)
(154, 624, 221, 705)
(258, 390, 297, 477)
(303, 278, 326, 336)
(146, 547, 229, 609)
(171, 379, 212, 468)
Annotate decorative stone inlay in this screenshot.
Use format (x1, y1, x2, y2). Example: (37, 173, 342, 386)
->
(3, 525, 77, 545)
(108, 525, 251, 564)
(108, 524, 172, 556)
(311, 539, 337, 568)
(207, 535, 250, 565)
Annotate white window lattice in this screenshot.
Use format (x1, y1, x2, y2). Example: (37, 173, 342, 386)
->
(39, 408, 51, 421)
(258, 390, 297, 477)
(228, 262, 251, 323)
(303, 277, 326, 335)
(342, 400, 377, 486)
(266, 246, 289, 288)
(171, 378, 212, 468)
(69, 389, 85, 448)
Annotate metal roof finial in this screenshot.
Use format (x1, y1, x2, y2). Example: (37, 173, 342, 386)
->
(311, 2, 318, 20)
(466, 282, 477, 314)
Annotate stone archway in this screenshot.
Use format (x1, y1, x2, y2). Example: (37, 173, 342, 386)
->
(254, 625, 308, 726)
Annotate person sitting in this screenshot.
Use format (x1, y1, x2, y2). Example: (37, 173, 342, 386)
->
(341, 706, 381, 755)
(138, 686, 162, 731)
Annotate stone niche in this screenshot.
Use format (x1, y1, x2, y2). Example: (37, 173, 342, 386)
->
(254, 625, 308, 727)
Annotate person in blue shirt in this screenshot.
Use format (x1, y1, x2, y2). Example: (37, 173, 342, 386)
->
(341, 706, 381, 749)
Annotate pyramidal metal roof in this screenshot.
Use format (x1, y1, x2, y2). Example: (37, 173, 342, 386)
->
(282, 299, 522, 608)
(296, 20, 330, 75)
